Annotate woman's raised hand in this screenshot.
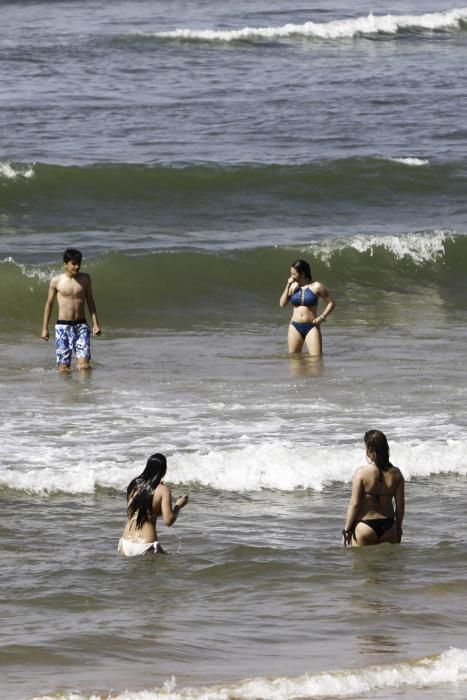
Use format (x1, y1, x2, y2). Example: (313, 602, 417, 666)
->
(176, 494, 189, 508)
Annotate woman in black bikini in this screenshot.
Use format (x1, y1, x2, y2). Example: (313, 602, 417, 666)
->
(279, 259, 335, 355)
(342, 430, 405, 547)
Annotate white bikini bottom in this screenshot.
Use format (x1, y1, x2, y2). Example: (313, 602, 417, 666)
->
(118, 538, 159, 557)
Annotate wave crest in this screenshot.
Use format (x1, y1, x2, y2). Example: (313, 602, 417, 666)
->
(30, 648, 467, 699)
(313, 229, 455, 265)
(0, 161, 35, 180)
(150, 8, 467, 43)
(2, 439, 467, 495)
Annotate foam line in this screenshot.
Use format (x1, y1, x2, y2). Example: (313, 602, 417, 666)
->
(30, 647, 467, 699)
(152, 8, 467, 42)
(2, 439, 467, 495)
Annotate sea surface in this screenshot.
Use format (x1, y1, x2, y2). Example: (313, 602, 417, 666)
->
(1, 1, 467, 698)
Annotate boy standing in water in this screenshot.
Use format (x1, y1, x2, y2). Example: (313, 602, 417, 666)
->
(41, 248, 101, 371)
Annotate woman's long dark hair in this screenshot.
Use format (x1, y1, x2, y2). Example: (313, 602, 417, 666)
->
(127, 453, 167, 529)
(364, 430, 391, 472)
(291, 259, 312, 281)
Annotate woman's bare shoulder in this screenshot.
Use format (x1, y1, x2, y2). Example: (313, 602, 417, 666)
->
(311, 280, 324, 292)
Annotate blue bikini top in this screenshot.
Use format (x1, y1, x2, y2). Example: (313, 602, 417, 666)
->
(290, 285, 318, 307)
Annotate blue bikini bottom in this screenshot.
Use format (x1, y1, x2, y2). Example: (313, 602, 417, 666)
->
(290, 321, 317, 339)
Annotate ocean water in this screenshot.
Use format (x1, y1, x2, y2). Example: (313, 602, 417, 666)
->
(1, 1, 467, 699)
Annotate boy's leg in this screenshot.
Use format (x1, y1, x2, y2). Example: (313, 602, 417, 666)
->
(75, 322, 91, 369)
(55, 324, 72, 371)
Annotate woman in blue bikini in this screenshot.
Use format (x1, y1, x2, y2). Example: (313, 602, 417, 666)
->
(342, 430, 405, 547)
(279, 259, 335, 355)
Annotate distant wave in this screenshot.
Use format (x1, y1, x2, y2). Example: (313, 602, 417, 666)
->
(388, 157, 430, 167)
(29, 648, 467, 698)
(2, 437, 467, 495)
(147, 7, 467, 43)
(0, 158, 464, 219)
(0, 156, 433, 190)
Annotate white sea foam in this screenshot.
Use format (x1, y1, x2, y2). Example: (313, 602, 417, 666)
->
(388, 156, 430, 166)
(1, 256, 56, 282)
(0, 160, 35, 179)
(310, 228, 456, 265)
(29, 647, 467, 699)
(150, 8, 467, 42)
(2, 438, 466, 495)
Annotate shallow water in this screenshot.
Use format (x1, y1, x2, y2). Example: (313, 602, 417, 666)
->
(2, 0, 467, 698)
(3, 479, 467, 699)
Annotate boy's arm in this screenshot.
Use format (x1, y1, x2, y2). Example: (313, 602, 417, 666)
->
(41, 279, 58, 340)
(85, 275, 101, 335)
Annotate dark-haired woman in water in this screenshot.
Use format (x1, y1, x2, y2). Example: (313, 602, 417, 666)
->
(118, 453, 188, 557)
(342, 430, 405, 547)
(279, 259, 335, 355)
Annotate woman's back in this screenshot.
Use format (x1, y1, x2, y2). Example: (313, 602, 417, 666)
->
(359, 463, 402, 518)
(343, 430, 405, 547)
(122, 483, 165, 542)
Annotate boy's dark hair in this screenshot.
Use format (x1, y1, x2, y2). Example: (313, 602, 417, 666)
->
(63, 248, 82, 264)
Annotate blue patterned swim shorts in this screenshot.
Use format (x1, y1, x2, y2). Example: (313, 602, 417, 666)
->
(55, 320, 90, 367)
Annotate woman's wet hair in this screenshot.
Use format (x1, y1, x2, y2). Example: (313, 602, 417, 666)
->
(127, 453, 168, 529)
(291, 259, 312, 281)
(364, 430, 391, 471)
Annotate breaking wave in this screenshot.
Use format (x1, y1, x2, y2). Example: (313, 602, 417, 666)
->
(148, 7, 467, 43)
(1, 437, 467, 495)
(30, 647, 467, 698)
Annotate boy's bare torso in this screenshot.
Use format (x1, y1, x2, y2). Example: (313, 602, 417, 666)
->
(52, 272, 91, 321)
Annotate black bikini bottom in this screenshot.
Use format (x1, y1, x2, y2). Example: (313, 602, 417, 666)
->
(354, 517, 395, 540)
